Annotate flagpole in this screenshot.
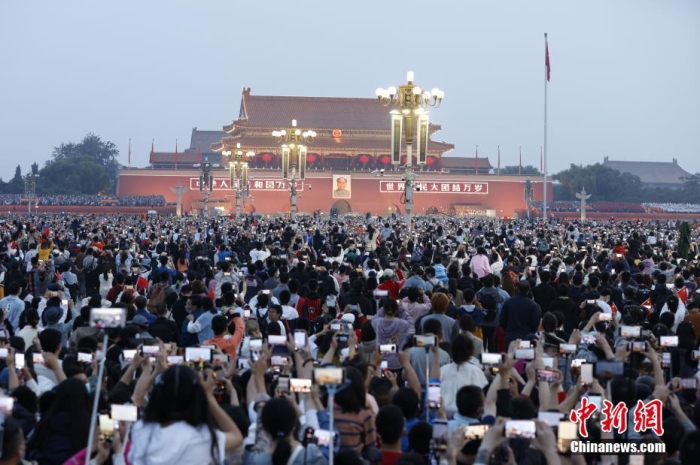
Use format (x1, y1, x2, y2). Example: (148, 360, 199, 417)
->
(497, 145, 500, 176)
(128, 138, 131, 168)
(543, 32, 549, 223)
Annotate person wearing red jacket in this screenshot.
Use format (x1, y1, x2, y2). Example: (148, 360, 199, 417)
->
(377, 268, 404, 300)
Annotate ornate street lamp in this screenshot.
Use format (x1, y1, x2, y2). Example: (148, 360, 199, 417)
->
(193, 161, 219, 217)
(271, 120, 316, 220)
(24, 173, 38, 214)
(222, 143, 255, 218)
(375, 71, 444, 231)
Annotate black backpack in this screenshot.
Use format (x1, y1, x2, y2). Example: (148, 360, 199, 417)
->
(480, 294, 498, 322)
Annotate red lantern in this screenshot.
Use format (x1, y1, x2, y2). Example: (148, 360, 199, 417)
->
(380, 156, 391, 164)
(426, 157, 435, 166)
(306, 154, 316, 163)
(359, 155, 370, 164)
(261, 153, 272, 162)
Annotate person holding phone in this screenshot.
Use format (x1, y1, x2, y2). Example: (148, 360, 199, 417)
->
(440, 334, 488, 415)
(249, 397, 326, 465)
(129, 366, 244, 464)
(371, 299, 411, 373)
(204, 315, 245, 359)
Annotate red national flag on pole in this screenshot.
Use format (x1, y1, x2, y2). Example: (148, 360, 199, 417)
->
(128, 139, 131, 167)
(174, 140, 179, 166)
(474, 145, 478, 173)
(545, 34, 551, 82)
(519, 146, 522, 175)
(197, 143, 202, 164)
(149, 140, 154, 165)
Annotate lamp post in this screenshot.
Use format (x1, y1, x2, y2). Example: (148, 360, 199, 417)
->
(376, 71, 444, 232)
(222, 143, 255, 219)
(194, 161, 219, 217)
(272, 120, 316, 220)
(24, 173, 37, 214)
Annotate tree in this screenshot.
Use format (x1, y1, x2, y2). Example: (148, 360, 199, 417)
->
(31, 162, 39, 176)
(499, 165, 541, 176)
(553, 163, 642, 201)
(3, 165, 25, 194)
(46, 133, 120, 193)
(39, 157, 110, 195)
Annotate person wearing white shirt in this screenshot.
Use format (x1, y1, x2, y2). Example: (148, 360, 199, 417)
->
(440, 333, 488, 416)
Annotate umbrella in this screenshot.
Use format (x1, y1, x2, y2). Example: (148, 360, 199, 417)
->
(678, 221, 691, 260)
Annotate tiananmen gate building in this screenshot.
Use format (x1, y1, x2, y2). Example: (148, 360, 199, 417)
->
(117, 88, 551, 217)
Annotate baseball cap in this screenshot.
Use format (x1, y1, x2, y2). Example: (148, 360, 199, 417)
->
(128, 315, 149, 327)
(44, 307, 63, 324)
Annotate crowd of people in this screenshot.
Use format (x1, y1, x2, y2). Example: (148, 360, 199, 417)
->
(0, 213, 698, 464)
(643, 203, 700, 214)
(0, 195, 166, 207)
(530, 202, 650, 213)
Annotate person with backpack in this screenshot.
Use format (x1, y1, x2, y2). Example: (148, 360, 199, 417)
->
(536, 233, 550, 255)
(296, 279, 323, 322)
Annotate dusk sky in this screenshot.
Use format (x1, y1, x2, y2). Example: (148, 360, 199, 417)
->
(1, 0, 698, 180)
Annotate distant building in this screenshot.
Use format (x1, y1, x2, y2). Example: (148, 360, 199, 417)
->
(603, 156, 692, 189)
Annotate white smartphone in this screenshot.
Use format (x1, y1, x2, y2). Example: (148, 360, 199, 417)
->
(542, 356, 554, 369)
(580, 363, 594, 385)
(111, 404, 138, 422)
(294, 331, 306, 350)
(427, 382, 441, 409)
(268, 335, 286, 346)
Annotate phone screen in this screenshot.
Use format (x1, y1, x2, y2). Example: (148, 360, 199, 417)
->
(185, 347, 212, 363)
(249, 338, 263, 351)
(294, 331, 306, 350)
(538, 411, 564, 427)
(557, 421, 577, 453)
(277, 375, 290, 392)
(481, 353, 502, 365)
(505, 420, 536, 439)
(660, 336, 678, 347)
(620, 325, 641, 338)
(427, 383, 441, 409)
(559, 343, 577, 355)
(580, 364, 593, 384)
(515, 348, 535, 360)
(111, 404, 138, 422)
(587, 394, 602, 411)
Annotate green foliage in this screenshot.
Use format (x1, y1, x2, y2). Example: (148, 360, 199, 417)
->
(44, 133, 120, 193)
(552, 163, 643, 201)
(39, 156, 110, 194)
(499, 165, 541, 175)
(30, 162, 39, 176)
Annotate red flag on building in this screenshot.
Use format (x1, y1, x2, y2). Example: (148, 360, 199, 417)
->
(197, 143, 202, 164)
(497, 145, 501, 175)
(128, 139, 131, 167)
(519, 146, 522, 175)
(545, 34, 551, 82)
(474, 145, 478, 173)
(174, 140, 179, 166)
(149, 140, 154, 166)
